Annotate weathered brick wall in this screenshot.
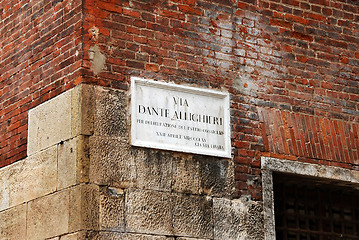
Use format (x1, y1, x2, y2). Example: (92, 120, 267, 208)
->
(1, 0, 359, 201)
(0, 0, 83, 167)
(80, 0, 359, 199)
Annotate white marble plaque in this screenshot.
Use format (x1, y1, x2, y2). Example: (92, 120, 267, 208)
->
(131, 77, 231, 158)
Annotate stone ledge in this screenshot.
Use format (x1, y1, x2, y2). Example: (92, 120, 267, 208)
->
(0, 204, 27, 239)
(27, 188, 71, 239)
(0, 184, 99, 240)
(0, 136, 90, 212)
(0, 146, 57, 211)
(28, 84, 94, 156)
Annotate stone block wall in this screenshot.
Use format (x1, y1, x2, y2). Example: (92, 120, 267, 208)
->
(0, 84, 263, 239)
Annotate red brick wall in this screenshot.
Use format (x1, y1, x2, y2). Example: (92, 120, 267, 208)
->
(0, 0, 83, 167)
(1, 0, 359, 199)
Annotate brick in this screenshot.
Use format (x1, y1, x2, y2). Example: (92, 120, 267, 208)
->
(159, 9, 186, 21)
(178, 5, 202, 15)
(270, 19, 293, 29)
(123, 9, 141, 18)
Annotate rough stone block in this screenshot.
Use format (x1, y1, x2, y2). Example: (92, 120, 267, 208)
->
(58, 136, 90, 190)
(213, 198, 246, 240)
(173, 194, 213, 238)
(172, 156, 199, 194)
(0, 204, 27, 240)
(99, 187, 125, 231)
(28, 90, 72, 155)
(197, 157, 234, 197)
(94, 86, 128, 137)
(126, 189, 172, 235)
(135, 149, 173, 191)
(11, 145, 57, 207)
(69, 184, 100, 232)
(89, 136, 136, 187)
(27, 190, 70, 240)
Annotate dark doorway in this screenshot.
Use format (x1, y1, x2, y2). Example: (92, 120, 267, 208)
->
(273, 172, 359, 240)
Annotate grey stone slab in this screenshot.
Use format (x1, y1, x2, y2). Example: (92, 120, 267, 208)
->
(173, 194, 213, 239)
(94, 86, 128, 137)
(126, 189, 172, 235)
(89, 136, 136, 187)
(177, 238, 211, 240)
(122, 234, 174, 240)
(92, 232, 123, 240)
(58, 138, 78, 190)
(135, 149, 173, 191)
(76, 135, 91, 184)
(71, 83, 95, 137)
(213, 197, 264, 240)
(48, 231, 88, 240)
(60, 232, 84, 240)
(172, 156, 200, 194)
